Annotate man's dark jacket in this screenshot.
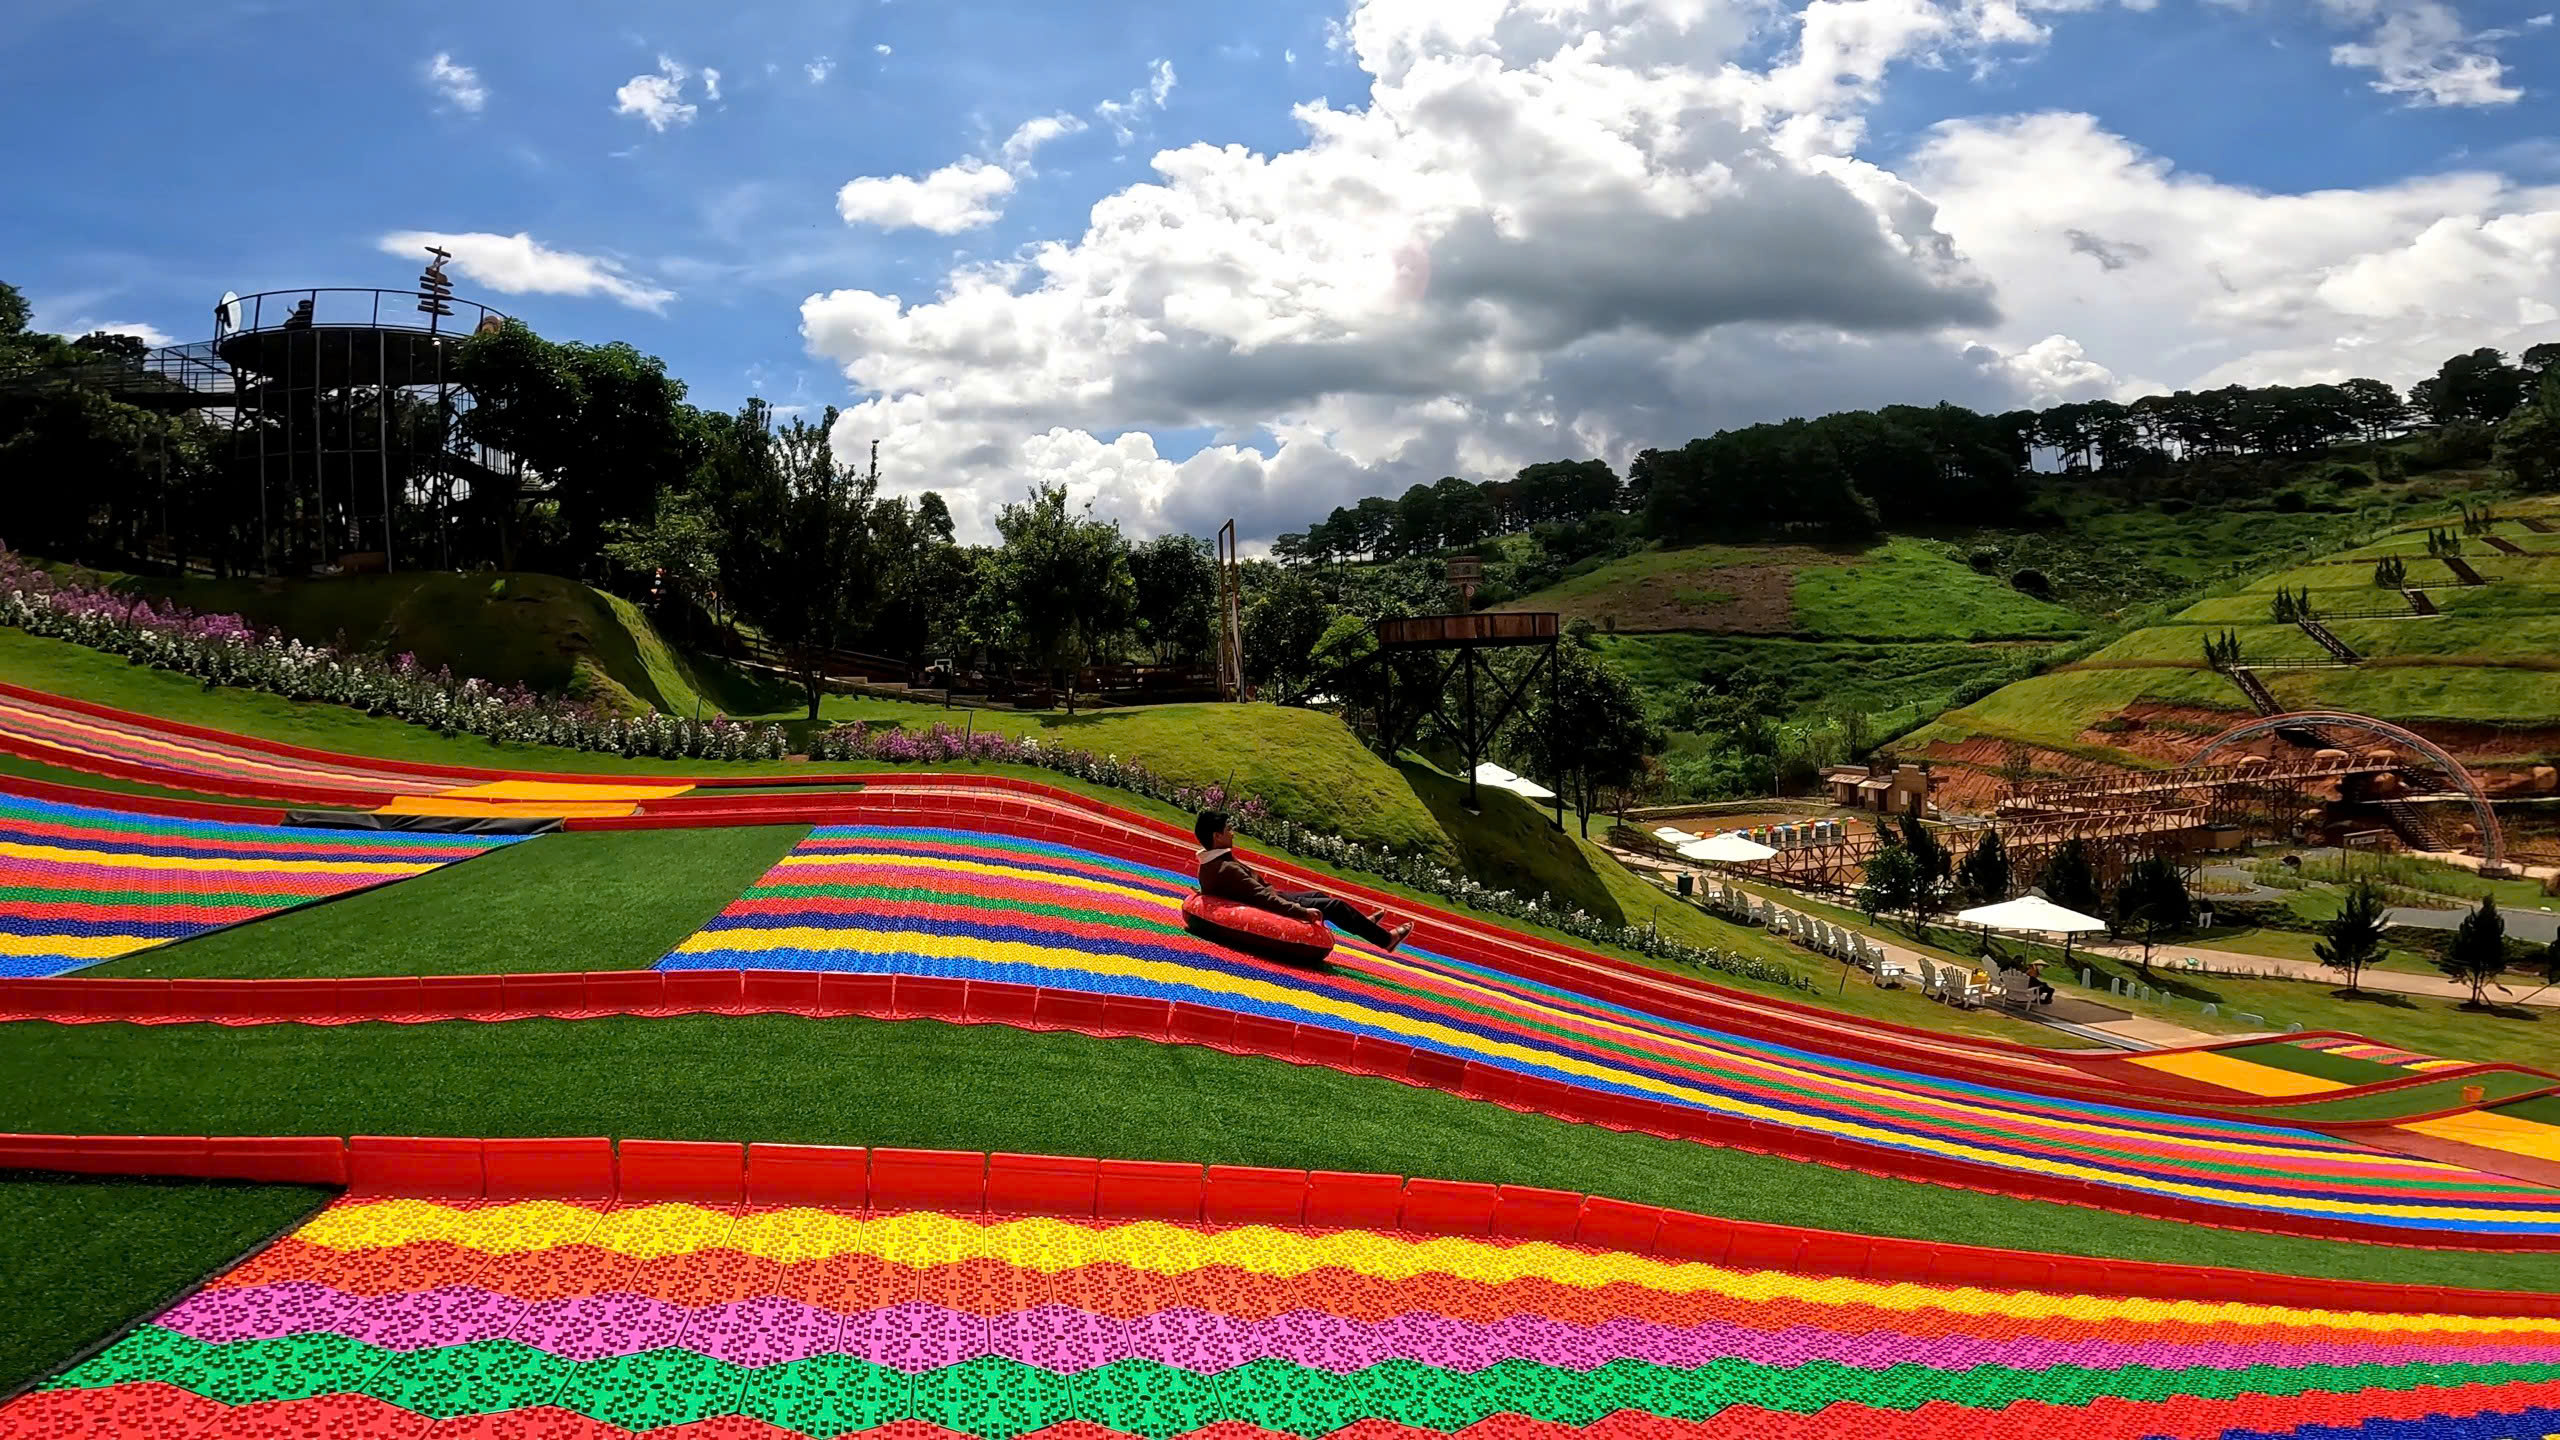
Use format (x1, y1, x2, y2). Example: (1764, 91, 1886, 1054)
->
(1197, 847, 1302, 914)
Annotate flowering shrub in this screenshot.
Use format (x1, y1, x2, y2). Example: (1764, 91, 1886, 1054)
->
(0, 549, 788, 762)
(809, 719, 1816, 993)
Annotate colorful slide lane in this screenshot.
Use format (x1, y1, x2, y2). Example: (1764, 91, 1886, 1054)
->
(4, 676, 2529, 1119)
(0, 681, 894, 819)
(0, 688, 694, 817)
(0, 788, 520, 977)
(10, 1194, 2560, 1440)
(2292, 1036, 2470, 1074)
(659, 826, 2560, 1244)
(2128, 1046, 2560, 1195)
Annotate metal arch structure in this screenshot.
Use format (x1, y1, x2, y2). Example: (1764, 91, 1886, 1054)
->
(2186, 711, 2508, 873)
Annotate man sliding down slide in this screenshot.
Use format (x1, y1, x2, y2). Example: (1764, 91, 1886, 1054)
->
(1194, 809, 1414, 951)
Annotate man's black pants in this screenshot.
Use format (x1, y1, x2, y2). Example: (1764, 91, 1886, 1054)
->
(1284, 891, 1395, 948)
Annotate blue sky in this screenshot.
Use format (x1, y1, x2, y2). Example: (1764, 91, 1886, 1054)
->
(1, 0, 1367, 413)
(5, 0, 2557, 538)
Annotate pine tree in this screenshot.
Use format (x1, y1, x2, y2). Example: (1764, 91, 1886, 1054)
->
(2439, 894, 2507, 1008)
(2316, 879, 2389, 994)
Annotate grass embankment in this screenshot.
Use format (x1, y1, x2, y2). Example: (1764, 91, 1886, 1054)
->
(87, 827, 808, 980)
(0, 1176, 331, 1393)
(815, 697, 1455, 859)
(3, 1015, 2549, 1292)
(59, 566, 794, 720)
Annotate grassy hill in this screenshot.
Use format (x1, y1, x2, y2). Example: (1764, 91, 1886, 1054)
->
(52, 566, 793, 719)
(1486, 492, 2435, 799)
(1907, 491, 2560, 783)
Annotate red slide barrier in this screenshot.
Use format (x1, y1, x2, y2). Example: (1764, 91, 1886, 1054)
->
(2, 1130, 2554, 1318)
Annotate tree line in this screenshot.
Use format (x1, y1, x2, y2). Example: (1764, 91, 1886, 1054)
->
(1270, 342, 2560, 563)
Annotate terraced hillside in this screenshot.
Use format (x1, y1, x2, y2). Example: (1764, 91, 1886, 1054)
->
(1492, 494, 2442, 797)
(1907, 494, 2560, 813)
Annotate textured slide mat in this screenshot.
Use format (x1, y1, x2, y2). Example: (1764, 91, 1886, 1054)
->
(10, 1197, 2560, 1439)
(657, 825, 2560, 1241)
(0, 787, 523, 976)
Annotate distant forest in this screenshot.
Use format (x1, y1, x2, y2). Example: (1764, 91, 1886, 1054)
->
(1278, 342, 2560, 563)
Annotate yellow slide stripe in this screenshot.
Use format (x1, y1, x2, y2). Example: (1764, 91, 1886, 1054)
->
(2131, 1052, 2346, 1098)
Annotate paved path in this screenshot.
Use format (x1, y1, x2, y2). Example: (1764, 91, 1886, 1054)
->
(2077, 939, 2560, 1009)
(2381, 904, 2560, 944)
(2196, 862, 2560, 942)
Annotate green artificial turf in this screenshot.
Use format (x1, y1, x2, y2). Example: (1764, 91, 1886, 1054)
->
(2223, 1038, 2416, 1087)
(86, 826, 809, 979)
(0, 1176, 332, 1394)
(3, 1014, 2551, 1291)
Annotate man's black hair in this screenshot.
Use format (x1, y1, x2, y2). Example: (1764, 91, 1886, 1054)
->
(1194, 808, 1230, 847)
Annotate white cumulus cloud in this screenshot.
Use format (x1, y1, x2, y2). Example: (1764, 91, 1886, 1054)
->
(377, 231, 676, 312)
(835, 113, 1087, 234)
(2320, 0, 2520, 106)
(835, 161, 1018, 233)
(806, 55, 834, 82)
(423, 52, 485, 113)
(789, 0, 2560, 545)
(615, 55, 702, 130)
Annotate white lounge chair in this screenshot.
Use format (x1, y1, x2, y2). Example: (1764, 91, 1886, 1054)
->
(1944, 967, 1991, 1007)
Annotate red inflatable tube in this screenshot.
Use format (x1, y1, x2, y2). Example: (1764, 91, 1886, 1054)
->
(1180, 892, 1336, 965)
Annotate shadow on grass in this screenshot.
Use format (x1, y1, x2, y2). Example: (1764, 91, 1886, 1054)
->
(1399, 760, 1626, 928)
(2329, 987, 2419, 1010)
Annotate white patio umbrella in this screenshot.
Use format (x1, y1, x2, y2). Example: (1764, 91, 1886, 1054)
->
(1954, 892, 2109, 965)
(1652, 826, 1702, 847)
(1954, 894, 2108, 934)
(1678, 832, 1778, 864)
